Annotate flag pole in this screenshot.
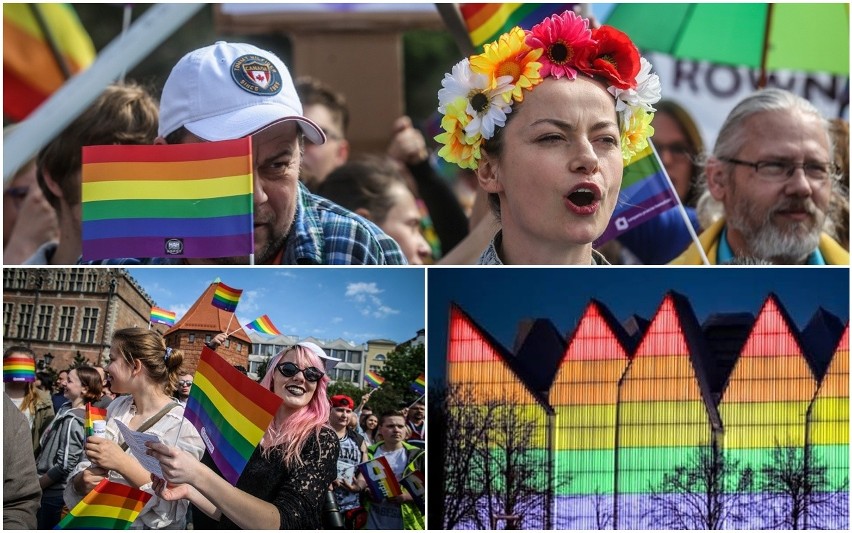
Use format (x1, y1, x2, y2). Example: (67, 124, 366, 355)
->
(408, 393, 425, 409)
(118, 4, 133, 83)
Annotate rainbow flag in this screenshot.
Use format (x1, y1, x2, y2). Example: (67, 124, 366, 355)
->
(85, 402, 108, 437)
(55, 478, 151, 529)
(2, 355, 35, 382)
(80, 139, 254, 261)
(185, 346, 283, 485)
(401, 470, 425, 514)
(595, 142, 680, 245)
(211, 282, 243, 313)
(3, 3, 96, 121)
(244, 315, 282, 336)
(149, 306, 176, 327)
(410, 373, 426, 395)
(460, 3, 578, 50)
(358, 455, 403, 502)
(365, 371, 385, 389)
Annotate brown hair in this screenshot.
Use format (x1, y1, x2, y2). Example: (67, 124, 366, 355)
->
(73, 366, 103, 404)
(379, 410, 407, 426)
(295, 76, 349, 136)
(110, 328, 184, 395)
(318, 155, 409, 224)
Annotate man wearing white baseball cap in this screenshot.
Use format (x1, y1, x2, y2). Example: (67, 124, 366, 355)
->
(103, 42, 406, 265)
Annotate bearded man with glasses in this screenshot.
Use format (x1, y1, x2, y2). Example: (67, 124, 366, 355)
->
(672, 88, 848, 265)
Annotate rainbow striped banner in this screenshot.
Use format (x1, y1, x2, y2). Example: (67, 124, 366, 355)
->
(149, 306, 176, 327)
(244, 315, 282, 336)
(185, 346, 283, 485)
(365, 371, 385, 389)
(3, 3, 96, 121)
(55, 478, 151, 529)
(410, 373, 426, 395)
(596, 143, 680, 245)
(460, 3, 578, 49)
(80, 139, 254, 261)
(358, 455, 403, 502)
(211, 282, 243, 313)
(3, 355, 35, 382)
(85, 402, 107, 437)
(401, 470, 425, 514)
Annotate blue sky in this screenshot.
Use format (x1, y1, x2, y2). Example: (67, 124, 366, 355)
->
(126, 268, 425, 344)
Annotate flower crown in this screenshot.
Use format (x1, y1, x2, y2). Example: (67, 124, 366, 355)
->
(435, 10, 662, 170)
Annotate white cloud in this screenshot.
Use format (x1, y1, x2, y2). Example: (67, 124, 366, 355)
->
(332, 317, 343, 324)
(275, 271, 297, 278)
(346, 282, 398, 319)
(346, 282, 382, 302)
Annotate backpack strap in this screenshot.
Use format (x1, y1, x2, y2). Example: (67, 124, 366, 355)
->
(119, 401, 179, 452)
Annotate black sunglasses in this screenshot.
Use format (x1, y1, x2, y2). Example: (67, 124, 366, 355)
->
(276, 361, 324, 382)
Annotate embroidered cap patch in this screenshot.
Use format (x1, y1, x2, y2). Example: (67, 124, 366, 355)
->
(231, 54, 282, 95)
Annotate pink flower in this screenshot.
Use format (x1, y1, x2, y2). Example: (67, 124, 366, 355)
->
(525, 10, 596, 80)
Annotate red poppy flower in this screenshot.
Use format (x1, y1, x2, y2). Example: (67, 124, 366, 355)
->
(575, 26, 641, 89)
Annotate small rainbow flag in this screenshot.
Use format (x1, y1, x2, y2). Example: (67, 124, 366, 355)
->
(3, 355, 35, 382)
(211, 282, 243, 313)
(149, 307, 176, 327)
(185, 346, 283, 485)
(460, 3, 578, 50)
(365, 371, 385, 389)
(410, 373, 426, 396)
(244, 315, 282, 336)
(85, 402, 108, 437)
(80, 139, 254, 261)
(359, 455, 403, 502)
(55, 478, 151, 529)
(401, 470, 425, 514)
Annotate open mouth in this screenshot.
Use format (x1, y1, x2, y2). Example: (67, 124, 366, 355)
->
(568, 188, 596, 207)
(564, 184, 602, 215)
(285, 385, 306, 396)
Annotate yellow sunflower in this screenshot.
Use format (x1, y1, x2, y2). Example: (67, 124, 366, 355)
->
(470, 27, 544, 103)
(621, 109, 655, 162)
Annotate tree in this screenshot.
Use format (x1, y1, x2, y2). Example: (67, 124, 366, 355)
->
(362, 343, 424, 416)
(757, 443, 831, 529)
(327, 380, 368, 404)
(69, 351, 90, 369)
(256, 358, 269, 382)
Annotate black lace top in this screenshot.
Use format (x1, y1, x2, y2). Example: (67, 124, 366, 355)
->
(193, 426, 339, 529)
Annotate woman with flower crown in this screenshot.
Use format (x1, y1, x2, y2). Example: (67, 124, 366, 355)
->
(436, 10, 661, 265)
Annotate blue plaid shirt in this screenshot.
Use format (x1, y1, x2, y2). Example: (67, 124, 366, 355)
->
(88, 182, 407, 265)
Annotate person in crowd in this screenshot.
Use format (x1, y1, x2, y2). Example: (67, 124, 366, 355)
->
(3, 148, 59, 265)
(175, 372, 193, 405)
(64, 329, 204, 529)
(93, 366, 114, 408)
(319, 155, 433, 264)
(25, 82, 159, 265)
(672, 88, 849, 265)
(827, 118, 849, 250)
(328, 394, 368, 529)
(35, 366, 101, 529)
(35, 371, 53, 394)
(359, 413, 380, 447)
(3, 393, 41, 529)
(3, 346, 54, 454)
(295, 76, 351, 192)
(146, 344, 339, 529)
(406, 399, 426, 441)
(51, 369, 69, 413)
(435, 10, 661, 264)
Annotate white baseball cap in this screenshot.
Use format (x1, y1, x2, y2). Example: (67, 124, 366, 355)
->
(279, 341, 341, 371)
(158, 41, 326, 144)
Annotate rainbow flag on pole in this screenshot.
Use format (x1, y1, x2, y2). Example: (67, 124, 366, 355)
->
(244, 315, 282, 336)
(211, 282, 243, 313)
(85, 402, 107, 437)
(80, 139, 254, 261)
(2, 356, 35, 382)
(595, 142, 680, 245)
(358, 456, 403, 502)
(410, 373, 426, 395)
(185, 346, 283, 485)
(460, 3, 578, 50)
(365, 371, 385, 389)
(149, 307, 176, 327)
(401, 470, 425, 514)
(55, 478, 151, 529)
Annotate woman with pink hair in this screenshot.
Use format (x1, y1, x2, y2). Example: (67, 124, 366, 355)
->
(146, 344, 339, 529)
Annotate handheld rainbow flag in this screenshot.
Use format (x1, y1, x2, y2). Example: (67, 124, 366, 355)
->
(401, 470, 425, 514)
(3, 355, 35, 382)
(410, 373, 426, 396)
(81, 139, 254, 261)
(211, 282, 243, 313)
(365, 371, 385, 389)
(596, 142, 680, 245)
(358, 455, 403, 502)
(184, 346, 283, 485)
(461, 3, 578, 50)
(244, 315, 282, 336)
(85, 402, 108, 437)
(55, 478, 151, 529)
(149, 307, 176, 327)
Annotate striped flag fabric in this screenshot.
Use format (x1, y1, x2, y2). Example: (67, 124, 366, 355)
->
(85, 402, 107, 437)
(401, 470, 425, 514)
(460, 3, 578, 50)
(365, 371, 385, 389)
(358, 455, 403, 502)
(55, 479, 151, 529)
(80, 139, 254, 261)
(149, 306, 176, 327)
(2, 356, 35, 382)
(3, 3, 96, 121)
(595, 142, 680, 245)
(244, 315, 282, 336)
(410, 373, 426, 395)
(185, 346, 283, 485)
(211, 282, 243, 313)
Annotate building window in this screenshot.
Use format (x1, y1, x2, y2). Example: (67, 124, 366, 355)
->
(337, 369, 353, 382)
(249, 360, 261, 374)
(12, 270, 28, 289)
(35, 305, 53, 340)
(205, 334, 212, 344)
(189, 333, 195, 343)
(352, 370, 361, 384)
(3, 303, 13, 337)
(236, 343, 242, 353)
(54, 270, 67, 290)
(69, 269, 85, 292)
(81, 307, 99, 343)
(369, 365, 380, 372)
(346, 350, 362, 364)
(16, 304, 33, 338)
(224, 339, 230, 348)
(375, 354, 386, 361)
(85, 271, 98, 292)
(58, 307, 76, 342)
(2, 270, 12, 289)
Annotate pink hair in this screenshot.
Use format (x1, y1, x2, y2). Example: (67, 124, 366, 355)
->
(258, 345, 330, 468)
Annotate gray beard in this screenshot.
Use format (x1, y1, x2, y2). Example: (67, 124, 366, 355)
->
(727, 196, 824, 264)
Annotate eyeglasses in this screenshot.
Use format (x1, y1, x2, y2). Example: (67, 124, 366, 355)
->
(720, 157, 838, 184)
(276, 361, 324, 382)
(178, 380, 193, 387)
